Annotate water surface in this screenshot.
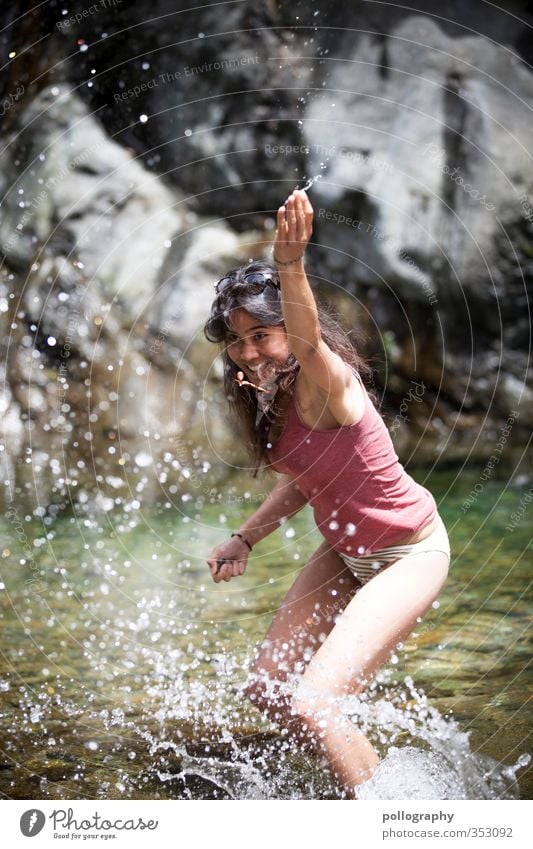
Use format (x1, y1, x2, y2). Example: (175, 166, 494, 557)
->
(0, 469, 531, 799)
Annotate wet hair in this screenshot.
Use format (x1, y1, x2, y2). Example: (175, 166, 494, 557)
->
(203, 259, 376, 477)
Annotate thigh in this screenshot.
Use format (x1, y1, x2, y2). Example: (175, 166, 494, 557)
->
(297, 550, 450, 697)
(250, 538, 361, 680)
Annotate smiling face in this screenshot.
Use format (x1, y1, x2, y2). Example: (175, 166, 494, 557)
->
(226, 308, 290, 383)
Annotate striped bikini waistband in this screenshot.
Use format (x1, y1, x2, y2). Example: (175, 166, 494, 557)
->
(338, 548, 413, 580)
(337, 516, 450, 581)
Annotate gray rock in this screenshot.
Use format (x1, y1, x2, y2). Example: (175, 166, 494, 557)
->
(1, 1, 532, 509)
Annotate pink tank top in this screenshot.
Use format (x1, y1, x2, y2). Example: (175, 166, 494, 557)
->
(266, 369, 437, 555)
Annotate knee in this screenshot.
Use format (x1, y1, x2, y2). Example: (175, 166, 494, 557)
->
(245, 676, 267, 710)
(291, 671, 369, 732)
(291, 678, 337, 730)
(245, 672, 287, 721)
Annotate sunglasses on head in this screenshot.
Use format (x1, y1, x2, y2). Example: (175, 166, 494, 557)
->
(214, 271, 280, 294)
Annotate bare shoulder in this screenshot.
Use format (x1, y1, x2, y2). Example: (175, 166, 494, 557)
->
(295, 360, 366, 429)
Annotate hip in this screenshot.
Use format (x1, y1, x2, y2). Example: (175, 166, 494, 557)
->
(336, 514, 451, 585)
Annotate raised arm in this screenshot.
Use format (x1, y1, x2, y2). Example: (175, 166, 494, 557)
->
(273, 188, 357, 399)
(273, 190, 320, 357)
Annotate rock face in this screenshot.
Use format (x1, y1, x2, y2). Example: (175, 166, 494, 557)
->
(1, 0, 532, 510)
(0, 84, 247, 512)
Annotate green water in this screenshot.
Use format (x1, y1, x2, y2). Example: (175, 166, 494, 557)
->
(0, 469, 531, 799)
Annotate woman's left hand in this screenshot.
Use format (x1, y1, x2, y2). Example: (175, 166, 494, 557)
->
(273, 188, 314, 265)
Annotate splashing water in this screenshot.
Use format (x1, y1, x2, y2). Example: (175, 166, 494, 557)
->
(299, 174, 323, 191)
(356, 746, 531, 801)
(137, 668, 529, 800)
(3, 642, 529, 800)
(347, 676, 531, 800)
(1, 499, 530, 800)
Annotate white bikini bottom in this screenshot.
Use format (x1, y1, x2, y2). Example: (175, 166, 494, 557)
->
(336, 515, 451, 586)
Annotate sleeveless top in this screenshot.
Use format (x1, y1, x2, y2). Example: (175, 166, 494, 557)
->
(265, 369, 437, 555)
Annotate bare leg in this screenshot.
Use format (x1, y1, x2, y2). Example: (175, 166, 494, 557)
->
(246, 539, 360, 742)
(291, 550, 450, 797)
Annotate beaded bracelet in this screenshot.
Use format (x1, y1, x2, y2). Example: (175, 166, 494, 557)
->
(273, 253, 304, 266)
(231, 532, 253, 551)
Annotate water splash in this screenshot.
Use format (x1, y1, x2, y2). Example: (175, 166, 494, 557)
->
(299, 174, 323, 191)
(2, 509, 529, 801)
(4, 655, 530, 800)
(137, 665, 530, 799)
(130, 666, 530, 800)
(298, 153, 330, 192)
(356, 745, 529, 800)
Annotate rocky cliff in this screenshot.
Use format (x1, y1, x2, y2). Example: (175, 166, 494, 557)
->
(1, 0, 531, 512)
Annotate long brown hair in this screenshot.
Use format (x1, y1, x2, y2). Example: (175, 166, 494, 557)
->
(203, 260, 377, 478)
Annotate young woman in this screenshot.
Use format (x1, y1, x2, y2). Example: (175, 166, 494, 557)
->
(204, 188, 451, 798)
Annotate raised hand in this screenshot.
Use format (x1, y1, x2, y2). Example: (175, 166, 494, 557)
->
(273, 188, 314, 265)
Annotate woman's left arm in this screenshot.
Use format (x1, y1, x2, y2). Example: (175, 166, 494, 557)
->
(273, 189, 352, 396)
